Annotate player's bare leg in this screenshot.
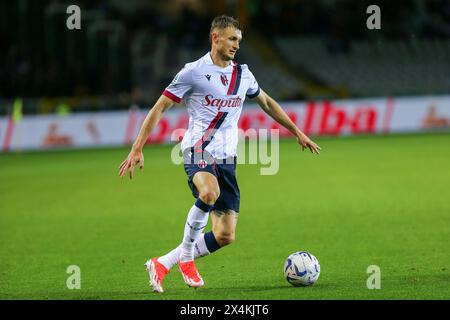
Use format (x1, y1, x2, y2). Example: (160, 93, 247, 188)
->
(210, 209, 238, 247)
(178, 171, 220, 288)
(193, 172, 221, 206)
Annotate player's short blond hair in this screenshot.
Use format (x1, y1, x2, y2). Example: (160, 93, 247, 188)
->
(209, 15, 242, 43)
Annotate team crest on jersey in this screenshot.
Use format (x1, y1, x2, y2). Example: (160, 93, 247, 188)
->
(197, 159, 208, 169)
(220, 74, 228, 86)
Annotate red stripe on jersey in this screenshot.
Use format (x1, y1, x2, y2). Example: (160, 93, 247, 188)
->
(163, 90, 181, 103)
(193, 112, 225, 152)
(227, 63, 238, 95)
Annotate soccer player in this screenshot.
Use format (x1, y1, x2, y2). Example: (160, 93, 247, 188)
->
(118, 15, 321, 293)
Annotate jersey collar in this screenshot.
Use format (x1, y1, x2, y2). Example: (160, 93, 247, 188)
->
(204, 52, 235, 68)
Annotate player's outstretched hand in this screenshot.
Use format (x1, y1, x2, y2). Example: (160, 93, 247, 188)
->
(118, 148, 144, 179)
(296, 132, 321, 154)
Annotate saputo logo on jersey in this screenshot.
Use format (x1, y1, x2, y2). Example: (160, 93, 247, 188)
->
(202, 94, 242, 110)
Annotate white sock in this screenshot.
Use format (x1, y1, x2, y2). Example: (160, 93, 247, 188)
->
(179, 201, 211, 262)
(157, 233, 211, 270)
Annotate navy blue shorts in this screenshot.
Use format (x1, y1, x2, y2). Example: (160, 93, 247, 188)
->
(183, 149, 240, 213)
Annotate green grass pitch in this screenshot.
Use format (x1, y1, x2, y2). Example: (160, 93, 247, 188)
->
(0, 133, 449, 300)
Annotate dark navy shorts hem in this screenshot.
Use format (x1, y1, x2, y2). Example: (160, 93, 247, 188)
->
(183, 155, 240, 213)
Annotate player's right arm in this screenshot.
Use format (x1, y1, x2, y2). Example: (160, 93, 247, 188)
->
(119, 66, 192, 179)
(118, 95, 174, 179)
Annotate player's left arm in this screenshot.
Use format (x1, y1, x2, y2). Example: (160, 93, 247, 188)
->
(254, 89, 321, 154)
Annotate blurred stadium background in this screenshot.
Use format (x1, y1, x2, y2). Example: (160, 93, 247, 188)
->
(0, 0, 449, 300)
(1, 0, 450, 114)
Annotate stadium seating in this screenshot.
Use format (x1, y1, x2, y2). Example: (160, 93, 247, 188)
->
(275, 36, 450, 97)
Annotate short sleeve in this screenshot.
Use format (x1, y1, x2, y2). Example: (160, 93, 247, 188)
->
(246, 69, 260, 99)
(163, 67, 193, 103)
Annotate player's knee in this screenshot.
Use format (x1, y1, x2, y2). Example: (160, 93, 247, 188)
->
(198, 189, 219, 205)
(215, 231, 235, 246)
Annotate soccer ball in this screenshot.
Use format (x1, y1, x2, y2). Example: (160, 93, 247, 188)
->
(284, 251, 320, 286)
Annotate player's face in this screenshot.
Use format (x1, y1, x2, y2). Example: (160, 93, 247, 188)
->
(216, 27, 242, 61)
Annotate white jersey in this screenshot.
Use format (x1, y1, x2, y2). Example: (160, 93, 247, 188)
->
(163, 52, 260, 159)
